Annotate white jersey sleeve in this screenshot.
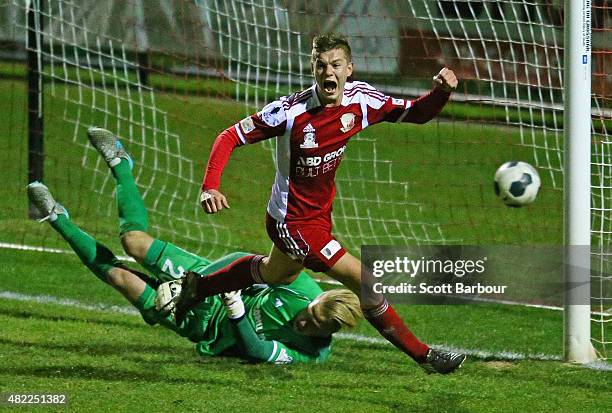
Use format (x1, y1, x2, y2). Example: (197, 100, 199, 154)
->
(234, 99, 288, 144)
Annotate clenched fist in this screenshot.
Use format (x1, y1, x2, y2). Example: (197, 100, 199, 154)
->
(433, 67, 458, 92)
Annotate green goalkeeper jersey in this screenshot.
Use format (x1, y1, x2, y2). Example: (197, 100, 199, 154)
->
(196, 254, 331, 363)
(195, 272, 331, 363)
(142, 245, 331, 364)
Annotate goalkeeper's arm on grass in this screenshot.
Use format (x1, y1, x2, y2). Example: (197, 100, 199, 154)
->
(222, 291, 324, 364)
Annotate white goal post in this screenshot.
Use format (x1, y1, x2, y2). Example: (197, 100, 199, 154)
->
(563, 0, 596, 363)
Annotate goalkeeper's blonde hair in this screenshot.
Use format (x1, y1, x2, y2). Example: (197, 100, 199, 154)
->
(316, 289, 362, 329)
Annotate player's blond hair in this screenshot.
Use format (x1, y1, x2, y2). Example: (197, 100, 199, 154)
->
(311, 32, 352, 63)
(316, 289, 362, 330)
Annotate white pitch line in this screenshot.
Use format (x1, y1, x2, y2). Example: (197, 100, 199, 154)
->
(1, 290, 610, 371)
(0, 241, 136, 262)
(0, 290, 139, 315)
(0, 242, 565, 311)
(334, 333, 561, 361)
(1, 242, 610, 317)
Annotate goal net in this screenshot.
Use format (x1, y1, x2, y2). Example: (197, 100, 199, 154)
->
(0, 0, 609, 359)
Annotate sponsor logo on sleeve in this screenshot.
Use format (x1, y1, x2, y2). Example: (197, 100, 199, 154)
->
(320, 240, 342, 259)
(258, 101, 286, 127)
(239, 117, 255, 134)
(392, 97, 405, 107)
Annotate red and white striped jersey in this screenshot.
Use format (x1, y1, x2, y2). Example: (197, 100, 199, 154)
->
(205, 81, 450, 224)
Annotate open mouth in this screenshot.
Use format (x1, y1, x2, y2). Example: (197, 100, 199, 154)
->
(323, 80, 337, 94)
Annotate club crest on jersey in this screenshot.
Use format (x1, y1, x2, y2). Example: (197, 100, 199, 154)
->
(340, 113, 356, 133)
(300, 123, 318, 149)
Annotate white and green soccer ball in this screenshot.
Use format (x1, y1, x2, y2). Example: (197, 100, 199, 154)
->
(494, 161, 541, 207)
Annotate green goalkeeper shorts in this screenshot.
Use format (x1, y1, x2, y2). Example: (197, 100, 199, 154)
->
(142, 239, 213, 282)
(142, 239, 252, 283)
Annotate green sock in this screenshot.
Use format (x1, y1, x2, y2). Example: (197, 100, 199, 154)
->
(50, 214, 121, 282)
(135, 285, 179, 331)
(111, 159, 148, 234)
(134, 284, 156, 312)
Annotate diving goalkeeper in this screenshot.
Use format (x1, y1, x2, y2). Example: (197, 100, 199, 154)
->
(26, 127, 361, 364)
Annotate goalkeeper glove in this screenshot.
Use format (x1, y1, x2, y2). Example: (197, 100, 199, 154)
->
(221, 290, 245, 319)
(155, 280, 182, 315)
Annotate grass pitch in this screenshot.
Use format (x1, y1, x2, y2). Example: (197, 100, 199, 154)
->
(0, 248, 610, 412)
(0, 73, 608, 412)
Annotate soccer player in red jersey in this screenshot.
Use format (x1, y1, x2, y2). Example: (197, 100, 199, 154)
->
(177, 33, 465, 373)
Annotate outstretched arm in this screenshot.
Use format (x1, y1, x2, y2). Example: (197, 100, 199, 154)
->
(200, 100, 288, 214)
(399, 68, 458, 124)
(369, 67, 458, 126)
(200, 127, 242, 213)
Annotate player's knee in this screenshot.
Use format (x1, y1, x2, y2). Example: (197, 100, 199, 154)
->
(265, 272, 298, 285)
(260, 257, 300, 285)
(106, 268, 128, 289)
(120, 231, 152, 262)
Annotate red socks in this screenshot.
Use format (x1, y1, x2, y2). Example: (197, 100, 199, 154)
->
(194, 254, 265, 299)
(363, 299, 429, 362)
